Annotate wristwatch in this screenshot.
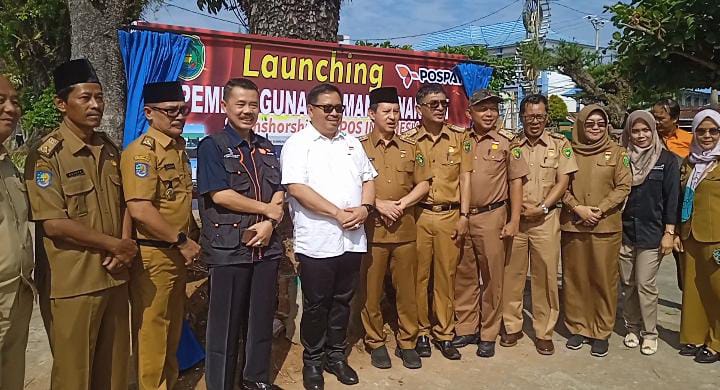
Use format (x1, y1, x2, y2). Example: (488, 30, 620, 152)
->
(361, 203, 375, 214)
(173, 232, 188, 247)
(540, 204, 549, 215)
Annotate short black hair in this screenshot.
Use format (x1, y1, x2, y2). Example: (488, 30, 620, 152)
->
(416, 83, 446, 104)
(223, 78, 259, 101)
(654, 98, 680, 120)
(519, 94, 548, 116)
(307, 83, 342, 105)
(56, 86, 75, 102)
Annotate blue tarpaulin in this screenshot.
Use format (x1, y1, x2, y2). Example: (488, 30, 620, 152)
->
(118, 29, 191, 147)
(453, 62, 495, 98)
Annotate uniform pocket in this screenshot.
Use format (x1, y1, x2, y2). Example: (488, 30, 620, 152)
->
(62, 179, 94, 218)
(396, 160, 415, 188)
(208, 220, 243, 249)
(260, 155, 281, 185)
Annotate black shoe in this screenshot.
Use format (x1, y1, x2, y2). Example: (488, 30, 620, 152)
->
(395, 348, 422, 369)
(369, 345, 392, 369)
(302, 365, 324, 390)
(433, 339, 462, 360)
(476, 341, 496, 358)
(324, 360, 359, 385)
(242, 380, 282, 390)
(565, 334, 587, 350)
(679, 344, 702, 356)
(451, 334, 479, 348)
(694, 347, 720, 363)
(591, 339, 609, 357)
(415, 335, 432, 358)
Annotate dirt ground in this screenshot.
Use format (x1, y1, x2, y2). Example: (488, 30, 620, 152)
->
(23, 257, 720, 390)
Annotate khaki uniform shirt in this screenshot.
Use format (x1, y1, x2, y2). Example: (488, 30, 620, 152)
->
(120, 128, 193, 240)
(25, 123, 127, 298)
(404, 124, 472, 204)
(515, 131, 578, 207)
(680, 161, 720, 242)
(468, 128, 529, 207)
(561, 142, 632, 233)
(0, 146, 34, 290)
(361, 130, 432, 243)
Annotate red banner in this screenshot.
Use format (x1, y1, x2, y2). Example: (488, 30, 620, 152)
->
(139, 23, 471, 146)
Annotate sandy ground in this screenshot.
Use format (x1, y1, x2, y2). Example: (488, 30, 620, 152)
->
(23, 257, 720, 390)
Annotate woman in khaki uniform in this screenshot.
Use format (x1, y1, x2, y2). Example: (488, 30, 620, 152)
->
(560, 104, 631, 357)
(676, 109, 720, 363)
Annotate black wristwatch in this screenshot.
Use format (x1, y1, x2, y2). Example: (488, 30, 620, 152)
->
(173, 232, 188, 247)
(361, 203, 375, 214)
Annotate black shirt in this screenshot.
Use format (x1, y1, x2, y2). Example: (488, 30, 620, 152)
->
(622, 149, 680, 249)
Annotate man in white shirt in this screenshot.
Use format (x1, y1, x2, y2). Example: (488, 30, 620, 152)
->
(281, 83, 376, 390)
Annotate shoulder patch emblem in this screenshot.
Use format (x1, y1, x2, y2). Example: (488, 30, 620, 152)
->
(35, 170, 52, 188)
(563, 147, 573, 158)
(38, 136, 61, 158)
(623, 153, 630, 167)
(511, 147, 522, 159)
(416, 152, 425, 167)
(135, 162, 149, 178)
(499, 129, 516, 141)
(141, 136, 155, 149)
(463, 139, 472, 153)
(134, 155, 151, 163)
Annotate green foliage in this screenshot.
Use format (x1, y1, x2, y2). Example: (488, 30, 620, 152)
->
(354, 40, 413, 51)
(548, 95, 568, 123)
(435, 45, 515, 92)
(21, 87, 61, 139)
(607, 0, 720, 89)
(517, 40, 554, 93)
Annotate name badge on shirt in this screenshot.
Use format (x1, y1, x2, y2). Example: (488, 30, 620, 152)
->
(652, 164, 665, 171)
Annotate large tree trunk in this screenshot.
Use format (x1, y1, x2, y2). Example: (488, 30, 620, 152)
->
(244, 0, 341, 42)
(67, 0, 129, 144)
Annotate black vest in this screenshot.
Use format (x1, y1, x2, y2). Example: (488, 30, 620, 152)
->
(199, 131, 282, 265)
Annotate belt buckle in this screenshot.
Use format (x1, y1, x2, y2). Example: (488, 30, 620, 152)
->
(431, 205, 443, 212)
(469, 207, 479, 214)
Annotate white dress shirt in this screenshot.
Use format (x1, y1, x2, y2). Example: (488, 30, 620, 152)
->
(281, 124, 377, 258)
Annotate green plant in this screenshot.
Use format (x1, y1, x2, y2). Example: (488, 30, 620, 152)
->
(548, 95, 569, 124)
(21, 86, 60, 140)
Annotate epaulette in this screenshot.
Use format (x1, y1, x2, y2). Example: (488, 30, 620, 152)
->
(399, 134, 416, 145)
(447, 123, 465, 133)
(357, 135, 369, 142)
(549, 131, 566, 139)
(37, 135, 62, 158)
(401, 127, 419, 138)
(141, 135, 156, 150)
(498, 128, 516, 141)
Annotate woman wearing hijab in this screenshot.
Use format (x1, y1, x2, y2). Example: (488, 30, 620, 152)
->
(560, 104, 632, 357)
(619, 111, 680, 356)
(676, 109, 720, 363)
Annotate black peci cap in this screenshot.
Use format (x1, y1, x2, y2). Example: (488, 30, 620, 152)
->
(142, 81, 185, 104)
(369, 87, 400, 106)
(53, 58, 100, 93)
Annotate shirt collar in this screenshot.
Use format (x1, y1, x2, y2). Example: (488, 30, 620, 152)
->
(417, 123, 451, 141)
(517, 130, 550, 147)
(146, 127, 176, 149)
(306, 123, 345, 141)
(224, 124, 259, 148)
(0, 145, 8, 161)
(471, 127, 500, 142)
(369, 129, 398, 148)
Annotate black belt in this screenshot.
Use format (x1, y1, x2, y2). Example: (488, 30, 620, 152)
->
(418, 203, 460, 212)
(136, 239, 174, 248)
(468, 200, 507, 215)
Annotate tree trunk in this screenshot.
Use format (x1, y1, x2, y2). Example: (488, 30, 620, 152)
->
(245, 0, 341, 42)
(66, 0, 129, 145)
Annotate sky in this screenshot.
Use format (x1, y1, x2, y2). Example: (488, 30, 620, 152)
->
(142, 0, 620, 48)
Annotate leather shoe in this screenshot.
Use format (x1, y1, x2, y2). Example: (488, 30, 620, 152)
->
(535, 339, 555, 355)
(324, 360, 359, 385)
(433, 339, 461, 360)
(369, 345, 391, 369)
(451, 334, 479, 348)
(499, 331, 524, 347)
(476, 341, 496, 358)
(395, 348, 422, 369)
(302, 365, 324, 390)
(415, 335, 432, 358)
(679, 344, 702, 356)
(242, 380, 282, 390)
(694, 346, 720, 363)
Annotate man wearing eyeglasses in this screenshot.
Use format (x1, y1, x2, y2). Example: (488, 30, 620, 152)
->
(403, 83, 471, 361)
(281, 83, 376, 390)
(120, 81, 200, 390)
(452, 89, 528, 359)
(501, 94, 577, 356)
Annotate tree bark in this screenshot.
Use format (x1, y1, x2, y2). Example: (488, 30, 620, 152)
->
(244, 0, 342, 42)
(66, 0, 130, 144)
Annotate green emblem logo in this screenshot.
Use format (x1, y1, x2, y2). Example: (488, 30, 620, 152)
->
(463, 140, 472, 153)
(416, 152, 425, 167)
(623, 154, 630, 167)
(179, 35, 206, 81)
(563, 147, 572, 158)
(511, 147, 522, 159)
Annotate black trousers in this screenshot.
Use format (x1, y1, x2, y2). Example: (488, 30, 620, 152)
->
(205, 259, 279, 389)
(298, 252, 362, 367)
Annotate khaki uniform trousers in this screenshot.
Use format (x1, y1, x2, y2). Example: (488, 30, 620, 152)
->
(0, 282, 33, 390)
(503, 209, 560, 340)
(416, 209, 461, 341)
(679, 236, 720, 351)
(131, 245, 187, 390)
(361, 242, 419, 350)
(561, 232, 621, 340)
(455, 206, 507, 341)
(48, 284, 129, 390)
(618, 245, 663, 340)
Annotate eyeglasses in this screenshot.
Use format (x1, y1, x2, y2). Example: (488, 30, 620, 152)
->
(695, 127, 720, 136)
(419, 99, 450, 109)
(584, 121, 607, 129)
(150, 105, 191, 117)
(310, 104, 345, 114)
(522, 114, 547, 123)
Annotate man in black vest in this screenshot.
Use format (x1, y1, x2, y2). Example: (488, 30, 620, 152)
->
(197, 78, 284, 390)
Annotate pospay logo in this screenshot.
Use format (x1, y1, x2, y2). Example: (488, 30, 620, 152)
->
(395, 64, 462, 89)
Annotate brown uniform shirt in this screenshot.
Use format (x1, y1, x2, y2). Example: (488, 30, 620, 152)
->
(561, 142, 632, 233)
(120, 127, 193, 240)
(361, 130, 432, 243)
(0, 146, 34, 290)
(468, 128, 529, 207)
(515, 131, 578, 206)
(25, 123, 127, 298)
(404, 123, 472, 205)
(680, 160, 720, 242)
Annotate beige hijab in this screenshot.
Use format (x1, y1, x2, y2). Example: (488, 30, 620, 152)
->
(572, 104, 612, 156)
(621, 110, 665, 186)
